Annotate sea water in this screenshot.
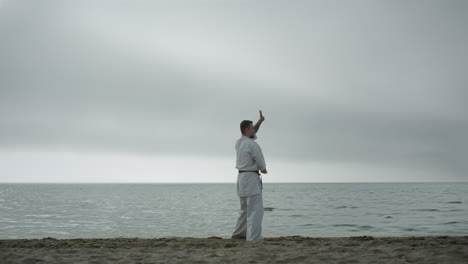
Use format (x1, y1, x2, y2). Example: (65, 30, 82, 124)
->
(0, 183, 467, 239)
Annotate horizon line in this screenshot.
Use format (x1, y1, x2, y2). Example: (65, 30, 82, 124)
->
(1, 181, 467, 184)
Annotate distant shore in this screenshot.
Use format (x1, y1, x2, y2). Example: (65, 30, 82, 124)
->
(1, 235, 467, 263)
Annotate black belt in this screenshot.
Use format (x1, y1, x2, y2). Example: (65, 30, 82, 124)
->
(238, 170, 260, 175)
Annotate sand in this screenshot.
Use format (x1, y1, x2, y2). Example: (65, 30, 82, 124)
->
(1, 235, 467, 263)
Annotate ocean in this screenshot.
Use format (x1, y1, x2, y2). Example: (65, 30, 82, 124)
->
(0, 183, 467, 239)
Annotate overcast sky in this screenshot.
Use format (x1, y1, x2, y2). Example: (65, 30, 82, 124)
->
(1, 0, 467, 183)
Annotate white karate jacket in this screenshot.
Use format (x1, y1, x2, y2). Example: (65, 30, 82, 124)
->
(235, 134, 266, 197)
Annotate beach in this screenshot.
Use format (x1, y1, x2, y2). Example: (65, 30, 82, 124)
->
(1, 235, 467, 263)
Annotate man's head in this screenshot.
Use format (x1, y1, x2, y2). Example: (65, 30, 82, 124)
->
(240, 120, 255, 137)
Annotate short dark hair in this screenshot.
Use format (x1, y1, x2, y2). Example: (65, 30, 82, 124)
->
(240, 120, 253, 134)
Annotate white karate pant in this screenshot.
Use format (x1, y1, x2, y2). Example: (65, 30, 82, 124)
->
(232, 193, 264, 242)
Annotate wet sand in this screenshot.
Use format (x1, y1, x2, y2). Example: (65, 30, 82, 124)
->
(1, 235, 467, 263)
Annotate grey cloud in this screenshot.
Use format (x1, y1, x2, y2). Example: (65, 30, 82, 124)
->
(1, 0, 467, 180)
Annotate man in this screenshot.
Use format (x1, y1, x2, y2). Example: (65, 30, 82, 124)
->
(231, 110, 268, 242)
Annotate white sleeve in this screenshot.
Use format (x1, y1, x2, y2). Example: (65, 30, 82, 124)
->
(249, 141, 266, 171)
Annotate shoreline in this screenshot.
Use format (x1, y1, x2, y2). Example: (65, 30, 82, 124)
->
(1, 235, 467, 263)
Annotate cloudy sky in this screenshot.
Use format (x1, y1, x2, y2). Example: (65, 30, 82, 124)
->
(0, 0, 467, 183)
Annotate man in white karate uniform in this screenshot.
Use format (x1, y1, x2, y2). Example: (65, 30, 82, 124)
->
(232, 110, 267, 242)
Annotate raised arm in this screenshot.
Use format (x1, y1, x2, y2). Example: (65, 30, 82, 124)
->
(252, 110, 265, 136)
(250, 120, 262, 139)
(254, 120, 262, 134)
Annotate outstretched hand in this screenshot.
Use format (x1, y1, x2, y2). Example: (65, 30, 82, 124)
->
(259, 110, 265, 122)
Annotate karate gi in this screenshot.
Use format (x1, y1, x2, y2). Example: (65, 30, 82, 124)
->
(232, 132, 266, 242)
